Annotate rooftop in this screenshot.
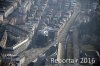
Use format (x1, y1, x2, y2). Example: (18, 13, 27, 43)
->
(0, 0, 18, 17)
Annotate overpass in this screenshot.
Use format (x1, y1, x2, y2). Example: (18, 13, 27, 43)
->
(56, 3, 80, 65)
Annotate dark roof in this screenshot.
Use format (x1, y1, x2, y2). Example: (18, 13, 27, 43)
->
(6, 24, 29, 34)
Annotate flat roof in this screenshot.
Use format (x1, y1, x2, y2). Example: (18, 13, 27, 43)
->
(6, 24, 29, 34)
(0, 1, 12, 12)
(0, 1, 17, 17)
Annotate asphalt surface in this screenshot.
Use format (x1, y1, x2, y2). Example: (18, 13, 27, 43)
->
(21, 1, 81, 66)
(56, 3, 81, 66)
(72, 28, 80, 66)
(57, 4, 80, 44)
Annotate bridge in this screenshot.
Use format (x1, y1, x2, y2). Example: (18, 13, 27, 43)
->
(56, 3, 80, 66)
